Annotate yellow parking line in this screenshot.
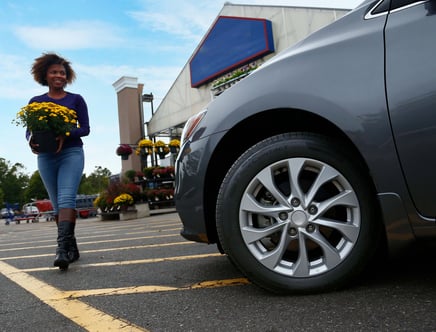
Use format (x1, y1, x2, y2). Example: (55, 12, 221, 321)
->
(0, 255, 250, 331)
(20, 253, 223, 272)
(62, 278, 250, 298)
(0, 260, 148, 332)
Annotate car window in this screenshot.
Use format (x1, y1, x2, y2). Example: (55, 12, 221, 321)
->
(371, 0, 428, 15)
(372, 0, 391, 14)
(391, 0, 428, 10)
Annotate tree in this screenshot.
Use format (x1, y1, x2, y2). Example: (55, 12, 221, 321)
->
(24, 171, 49, 202)
(0, 158, 29, 207)
(0, 159, 112, 208)
(0, 187, 4, 206)
(78, 166, 111, 195)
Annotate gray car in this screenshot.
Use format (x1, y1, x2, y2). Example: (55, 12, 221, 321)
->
(175, 0, 436, 294)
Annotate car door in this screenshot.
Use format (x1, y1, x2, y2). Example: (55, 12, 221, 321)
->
(385, 0, 436, 217)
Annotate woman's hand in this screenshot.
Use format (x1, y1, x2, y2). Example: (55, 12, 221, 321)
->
(29, 137, 39, 154)
(28, 134, 65, 154)
(56, 135, 65, 153)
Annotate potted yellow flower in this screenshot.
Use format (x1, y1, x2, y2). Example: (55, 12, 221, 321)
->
(14, 101, 78, 153)
(168, 139, 180, 154)
(135, 138, 154, 156)
(154, 140, 169, 158)
(113, 193, 134, 211)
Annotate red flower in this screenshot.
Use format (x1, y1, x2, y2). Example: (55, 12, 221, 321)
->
(116, 144, 133, 156)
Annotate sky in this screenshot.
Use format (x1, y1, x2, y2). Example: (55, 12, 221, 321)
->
(0, 0, 363, 176)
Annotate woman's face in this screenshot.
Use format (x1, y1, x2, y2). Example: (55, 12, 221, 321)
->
(46, 64, 67, 89)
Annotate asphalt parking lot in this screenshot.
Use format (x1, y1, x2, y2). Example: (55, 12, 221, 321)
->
(0, 212, 435, 332)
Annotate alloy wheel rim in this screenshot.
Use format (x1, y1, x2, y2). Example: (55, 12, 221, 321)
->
(239, 157, 361, 277)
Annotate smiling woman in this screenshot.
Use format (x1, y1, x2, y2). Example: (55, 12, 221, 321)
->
(23, 52, 91, 271)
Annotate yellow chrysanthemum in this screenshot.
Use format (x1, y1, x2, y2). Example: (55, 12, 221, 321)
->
(13, 101, 78, 136)
(114, 193, 134, 206)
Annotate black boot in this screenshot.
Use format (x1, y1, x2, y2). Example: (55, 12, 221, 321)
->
(53, 221, 75, 270)
(69, 224, 80, 263)
(54, 211, 79, 263)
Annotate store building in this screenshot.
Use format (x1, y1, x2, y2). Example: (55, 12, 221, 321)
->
(113, 3, 349, 171)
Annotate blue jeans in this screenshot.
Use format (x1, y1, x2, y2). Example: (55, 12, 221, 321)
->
(38, 147, 84, 214)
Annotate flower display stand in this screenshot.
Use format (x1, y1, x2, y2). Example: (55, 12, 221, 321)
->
(99, 212, 120, 221)
(119, 203, 150, 221)
(135, 202, 150, 218)
(119, 210, 137, 221)
(97, 197, 150, 222)
(98, 211, 137, 221)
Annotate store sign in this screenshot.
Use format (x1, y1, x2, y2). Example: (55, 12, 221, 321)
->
(189, 16, 274, 87)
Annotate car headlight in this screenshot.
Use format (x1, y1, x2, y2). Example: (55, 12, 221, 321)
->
(180, 109, 207, 145)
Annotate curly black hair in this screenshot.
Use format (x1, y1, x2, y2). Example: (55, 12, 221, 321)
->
(31, 52, 76, 86)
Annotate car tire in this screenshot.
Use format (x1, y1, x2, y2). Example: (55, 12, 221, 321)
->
(216, 132, 382, 294)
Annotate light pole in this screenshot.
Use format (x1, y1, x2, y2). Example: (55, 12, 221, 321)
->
(142, 93, 154, 115)
(142, 93, 157, 166)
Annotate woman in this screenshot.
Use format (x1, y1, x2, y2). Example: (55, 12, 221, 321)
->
(29, 52, 90, 270)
